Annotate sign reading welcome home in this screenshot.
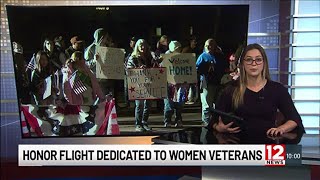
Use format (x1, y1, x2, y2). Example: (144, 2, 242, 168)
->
(161, 53, 197, 84)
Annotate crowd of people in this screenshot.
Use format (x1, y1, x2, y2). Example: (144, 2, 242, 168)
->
(13, 28, 303, 136)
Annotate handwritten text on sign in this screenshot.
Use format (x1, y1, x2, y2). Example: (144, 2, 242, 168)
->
(96, 47, 125, 80)
(127, 68, 167, 100)
(161, 53, 197, 84)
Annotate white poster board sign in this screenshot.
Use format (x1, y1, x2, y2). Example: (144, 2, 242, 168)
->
(43, 75, 52, 99)
(127, 68, 167, 100)
(96, 47, 125, 80)
(161, 53, 197, 84)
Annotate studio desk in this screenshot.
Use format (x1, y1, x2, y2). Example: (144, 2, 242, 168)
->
(152, 127, 320, 179)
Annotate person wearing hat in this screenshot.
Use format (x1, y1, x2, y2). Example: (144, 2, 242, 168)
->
(84, 28, 115, 92)
(165, 40, 182, 54)
(65, 36, 84, 59)
(84, 28, 113, 70)
(162, 41, 186, 128)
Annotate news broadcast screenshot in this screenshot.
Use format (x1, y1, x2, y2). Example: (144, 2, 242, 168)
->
(1, 0, 319, 180)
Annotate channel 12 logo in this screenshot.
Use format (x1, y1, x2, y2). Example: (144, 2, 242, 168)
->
(265, 144, 286, 166)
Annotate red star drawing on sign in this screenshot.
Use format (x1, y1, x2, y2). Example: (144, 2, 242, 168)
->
(129, 87, 135, 92)
(159, 68, 164, 74)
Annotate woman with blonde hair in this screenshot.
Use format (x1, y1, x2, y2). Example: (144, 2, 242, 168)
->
(127, 39, 156, 132)
(128, 39, 155, 68)
(210, 43, 304, 136)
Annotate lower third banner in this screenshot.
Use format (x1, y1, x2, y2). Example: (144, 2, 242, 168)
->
(18, 144, 301, 166)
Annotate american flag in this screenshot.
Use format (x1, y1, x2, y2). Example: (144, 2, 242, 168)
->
(25, 54, 36, 71)
(69, 71, 87, 95)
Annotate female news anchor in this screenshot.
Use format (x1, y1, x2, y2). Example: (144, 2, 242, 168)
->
(210, 43, 304, 136)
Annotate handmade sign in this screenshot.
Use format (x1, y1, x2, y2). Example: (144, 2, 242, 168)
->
(127, 68, 167, 100)
(96, 47, 125, 79)
(161, 53, 197, 84)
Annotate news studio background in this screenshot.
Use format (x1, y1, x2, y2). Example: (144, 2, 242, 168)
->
(1, 0, 319, 180)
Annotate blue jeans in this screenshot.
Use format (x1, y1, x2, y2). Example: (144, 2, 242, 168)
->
(200, 84, 220, 124)
(135, 100, 151, 126)
(163, 98, 183, 124)
(187, 83, 199, 102)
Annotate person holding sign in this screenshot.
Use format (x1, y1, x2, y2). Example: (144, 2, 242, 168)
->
(30, 50, 59, 134)
(210, 43, 304, 136)
(162, 41, 187, 128)
(84, 28, 113, 70)
(30, 51, 57, 105)
(196, 39, 227, 126)
(84, 28, 115, 97)
(127, 39, 156, 132)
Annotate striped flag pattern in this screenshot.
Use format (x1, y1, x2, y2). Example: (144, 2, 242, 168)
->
(106, 101, 120, 135)
(20, 100, 120, 137)
(69, 71, 87, 95)
(72, 80, 87, 95)
(96, 99, 120, 135)
(20, 105, 43, 137)
(20, 110, 30, 137)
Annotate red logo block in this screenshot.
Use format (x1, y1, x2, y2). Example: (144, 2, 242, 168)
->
(265, 144, 286, 166)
